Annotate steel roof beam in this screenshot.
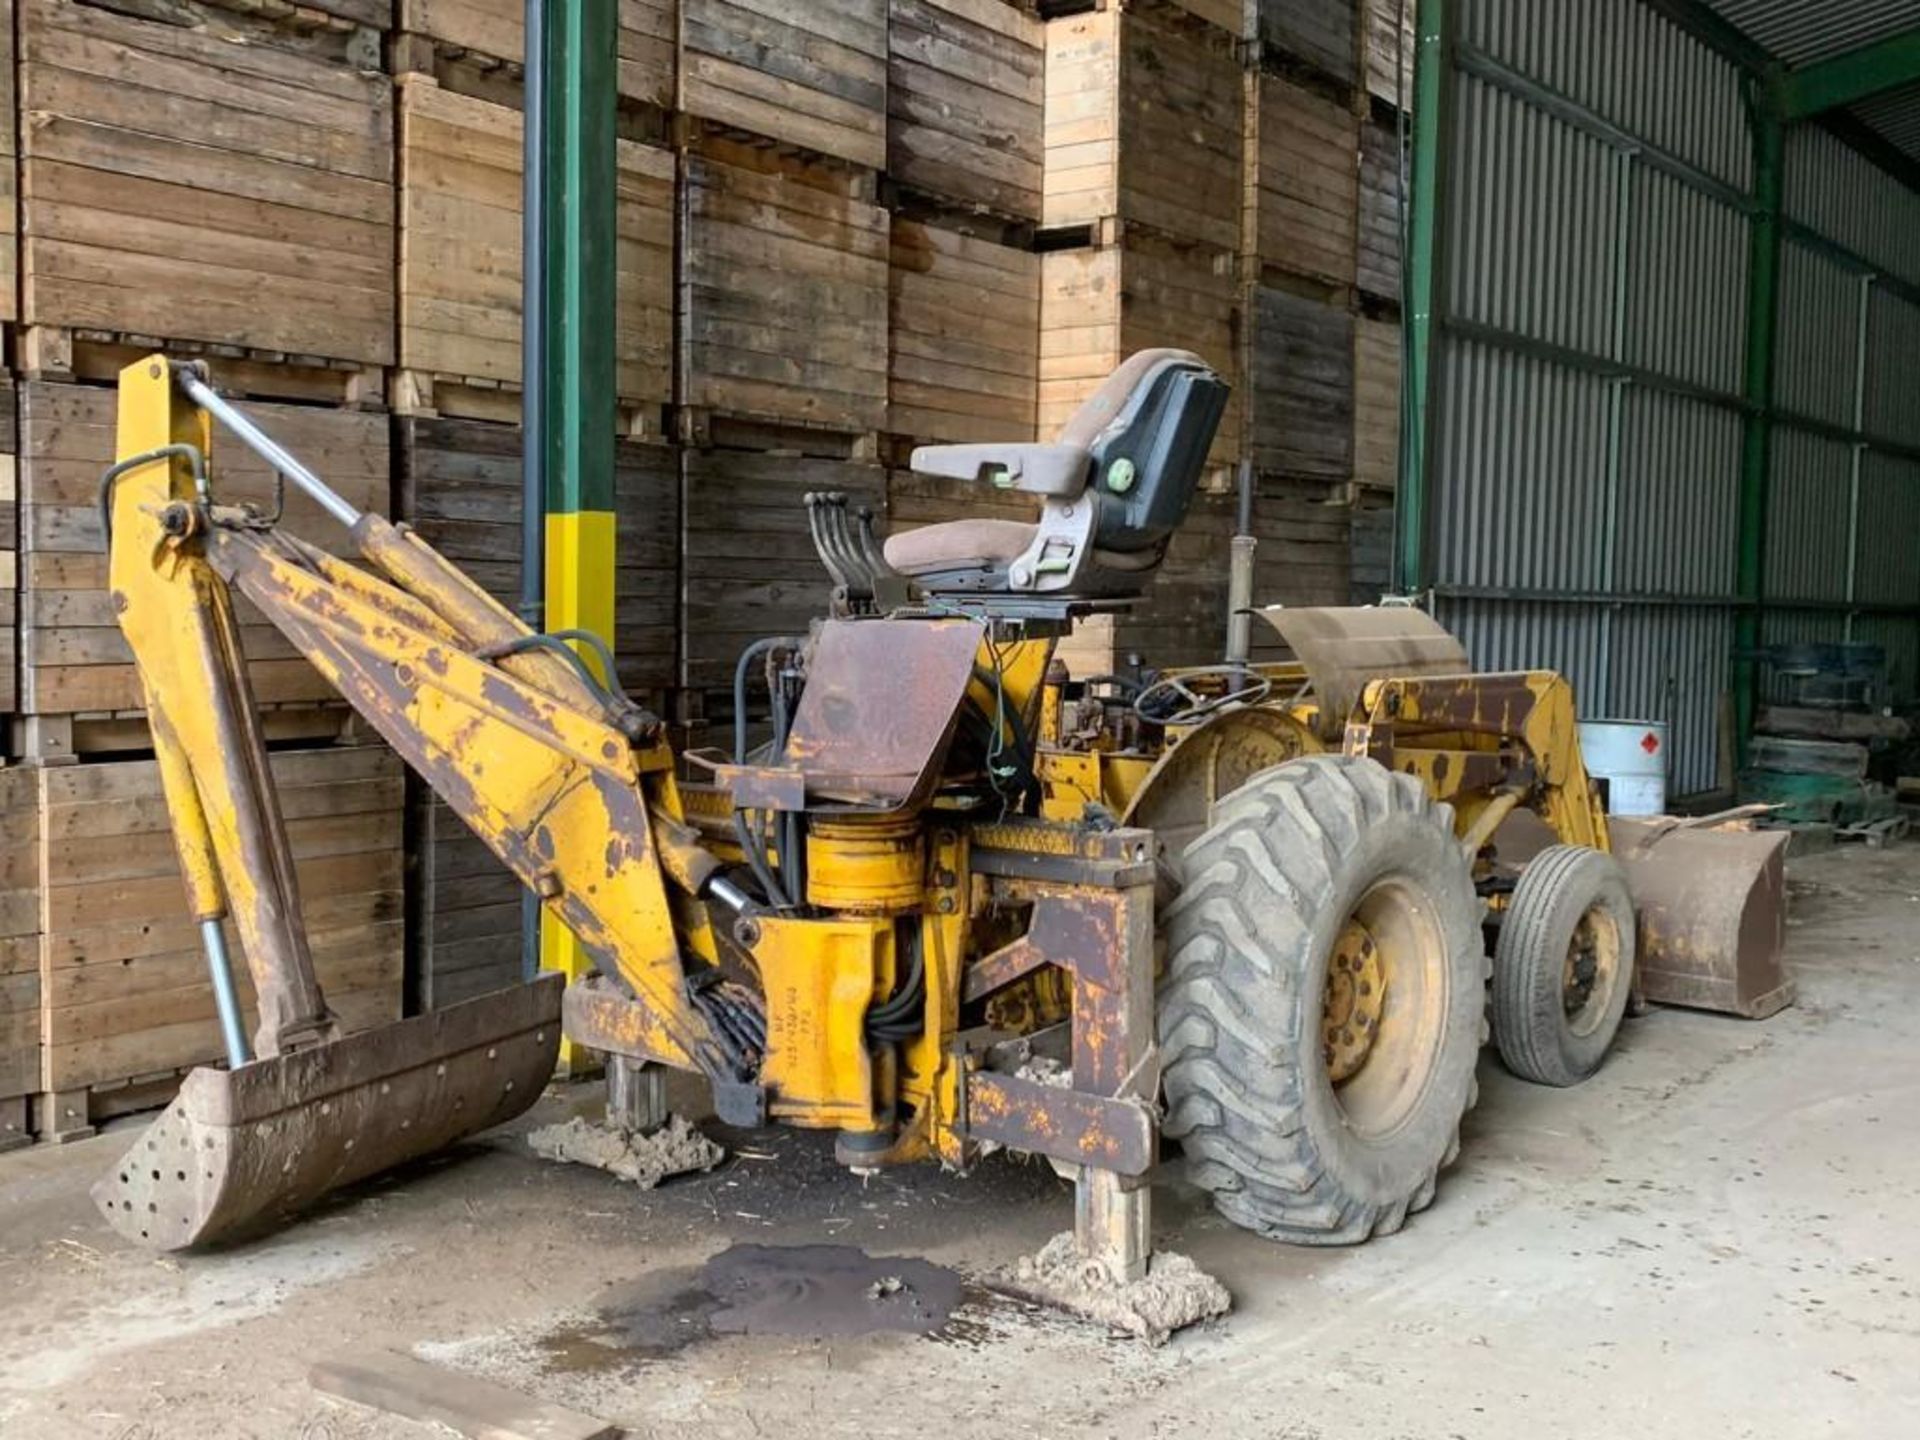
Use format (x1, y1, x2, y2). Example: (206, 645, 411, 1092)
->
(1777, 29, 1920, 121)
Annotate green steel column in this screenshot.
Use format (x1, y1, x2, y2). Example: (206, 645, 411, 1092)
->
(1733, 101, 1784, 758)
(537, 0, 619, 1036)
(1398, 0, 1449, 594)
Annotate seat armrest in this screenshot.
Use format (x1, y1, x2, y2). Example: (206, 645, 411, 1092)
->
(909, 442, 1090, 497)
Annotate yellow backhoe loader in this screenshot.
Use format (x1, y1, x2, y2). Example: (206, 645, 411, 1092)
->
(92, 351, 1786, 1282)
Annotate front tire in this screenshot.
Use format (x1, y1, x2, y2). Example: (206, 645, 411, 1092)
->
(1492, 845, 1635, 1087)
(1158, 755, 1488, 1245)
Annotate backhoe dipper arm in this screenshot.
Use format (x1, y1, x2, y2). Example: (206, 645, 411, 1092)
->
(108, 357, 733, 1078)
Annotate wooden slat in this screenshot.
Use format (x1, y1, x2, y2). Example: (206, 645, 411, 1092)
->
(1350, 492, 1393, 603)
(1246, 282, 1354, 479)
(1364, 0, 1415, 110)
(1250, 0, 1358, 85)
(681, 449, 885, 692)
(1040, 233, 1242, 474)
(20, 0, 394, 365)
(18, 381, 390, 716)
(408, 782, 524, 1011)
(396, 414, 678, 695)
(680, 0, 888, 169)
(1043, 3, 1242, 253)
(889, 217, 1039, 444)
(1353, 315, 1400, 492)
(398, 0, 676, 108)
(36, 746, 405, 1092)
(887, 0, 1043, 220)
(681, 152, 890, 433)
(1244, 72, 1359, 290)
(312, 1349, 618, 1440)
(1357, 117, 1403, 303)
(398, 77, 673, 409)
(0, 772, 40, 1103)
(0, 377, 19, 716)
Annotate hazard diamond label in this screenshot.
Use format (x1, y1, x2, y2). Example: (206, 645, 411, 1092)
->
(1640, 731, 1661, 755)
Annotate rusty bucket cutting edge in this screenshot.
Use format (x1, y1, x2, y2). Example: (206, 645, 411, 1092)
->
(1609, 818, 1794, 1020)
(93, 972, 564, 1251)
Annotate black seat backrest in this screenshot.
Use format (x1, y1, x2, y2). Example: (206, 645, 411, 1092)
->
(1079, 353, 1230, 554)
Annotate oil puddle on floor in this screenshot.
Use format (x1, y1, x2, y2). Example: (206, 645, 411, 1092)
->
(532, 1243, 975, 1376)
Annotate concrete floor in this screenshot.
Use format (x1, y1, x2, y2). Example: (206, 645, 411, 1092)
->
(4, 843, 1919, 1440)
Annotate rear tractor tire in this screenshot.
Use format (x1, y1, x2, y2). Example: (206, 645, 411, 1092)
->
(1158, 755, 1488, 1245)
(1491, 844, 1635, 1087)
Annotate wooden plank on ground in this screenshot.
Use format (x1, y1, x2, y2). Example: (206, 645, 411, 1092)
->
(20, 0, 394, 365)
(311, 1348, 618, 1440)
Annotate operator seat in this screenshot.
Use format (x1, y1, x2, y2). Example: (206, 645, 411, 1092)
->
(885, 349, 1229, 599)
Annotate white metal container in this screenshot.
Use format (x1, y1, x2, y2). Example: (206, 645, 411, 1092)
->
(1578, 719, 1670, 817)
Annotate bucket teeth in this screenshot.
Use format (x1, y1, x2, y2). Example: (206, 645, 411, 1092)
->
(93, 974, 563, 1250)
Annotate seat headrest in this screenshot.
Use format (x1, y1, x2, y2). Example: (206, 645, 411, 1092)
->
(1056, 348, 1209, 450)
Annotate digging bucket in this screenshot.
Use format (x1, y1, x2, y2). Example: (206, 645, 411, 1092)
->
(1610, 818, 1793, 1020)
(94, 973, 563, 1250)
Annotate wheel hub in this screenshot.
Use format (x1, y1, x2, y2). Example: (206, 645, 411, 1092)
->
(1563, 904, 1620, 1028)
(1323, 920, 1387, 1083)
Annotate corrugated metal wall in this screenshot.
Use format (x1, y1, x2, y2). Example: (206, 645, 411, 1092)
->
(1424, 0, 1920, 795)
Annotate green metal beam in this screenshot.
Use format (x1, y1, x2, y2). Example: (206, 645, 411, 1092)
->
(1777, 29, 1920, 120)
(1397, 0, 1449, 594)
(1733, 96, 1784, 760)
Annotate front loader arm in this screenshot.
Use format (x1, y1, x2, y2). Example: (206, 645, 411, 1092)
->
(109, 356, 733, 1078)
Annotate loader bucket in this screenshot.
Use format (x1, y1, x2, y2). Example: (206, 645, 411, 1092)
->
(93, 973, 563, 1250)
(1609, 819, 1793, 1020)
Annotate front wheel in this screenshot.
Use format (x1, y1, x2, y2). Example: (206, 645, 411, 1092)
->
(1158, 755, 1488, 1245)
(1492, 845, 1635, 1087)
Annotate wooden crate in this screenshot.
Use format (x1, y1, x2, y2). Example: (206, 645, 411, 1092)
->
(1353, 315, 1400, 492)
(0, 383, 18, 717)
(1248, 0, 1357, 85)
(888, 0, 1045, 221)
(1055, 477, 1353, 676)
(889, 216, 1040, 446)
(395, 415, 678, 698)
(681, 449, 884, 692)
(1350, 489, 1393, 603)
(18, 382, 390, 718)
(1364, 0, 1414, 110)
(681, 150, 890, 437)
(1040, 231, 1243, 475)
(19, 0, 394, 369)
(1357, 116, 1403, 303)
(0, 770, 37, 1148)
(1245, 282, 1353, 480)
(409, 784, 523, 1011)
(1244, 72, 1359, 290)
(0, 2, 17, 332)
(1044, 1, 1242, 254)
(397, 0, 676, 109)
(679, 0, 887, 169)
(397, 76, 673, 426)
(34, 745, 404, 1105)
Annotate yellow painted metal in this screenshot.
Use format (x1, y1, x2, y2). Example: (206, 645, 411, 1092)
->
(542, 508, 619, 1069)
(752, 912, 892, 1130)
(806, 815, 926, 914)
(1322, 919, 1386, 1083)
(1036, 750, 1156, 821)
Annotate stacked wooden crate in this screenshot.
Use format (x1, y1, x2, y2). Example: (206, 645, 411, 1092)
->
(5, 0, 407, 1139)
(18, 0, 394, 402)
(396, 415, 679, 1005)
(1040, 0, 1244, 484)
(31, 746, 404, 1141)
(393, 4, 675, 430)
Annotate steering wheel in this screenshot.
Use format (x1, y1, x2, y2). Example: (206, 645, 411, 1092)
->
(1133, 666, 1274, 726)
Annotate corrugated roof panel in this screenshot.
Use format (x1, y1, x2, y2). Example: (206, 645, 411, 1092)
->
(1703, 0, 1920, 66)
